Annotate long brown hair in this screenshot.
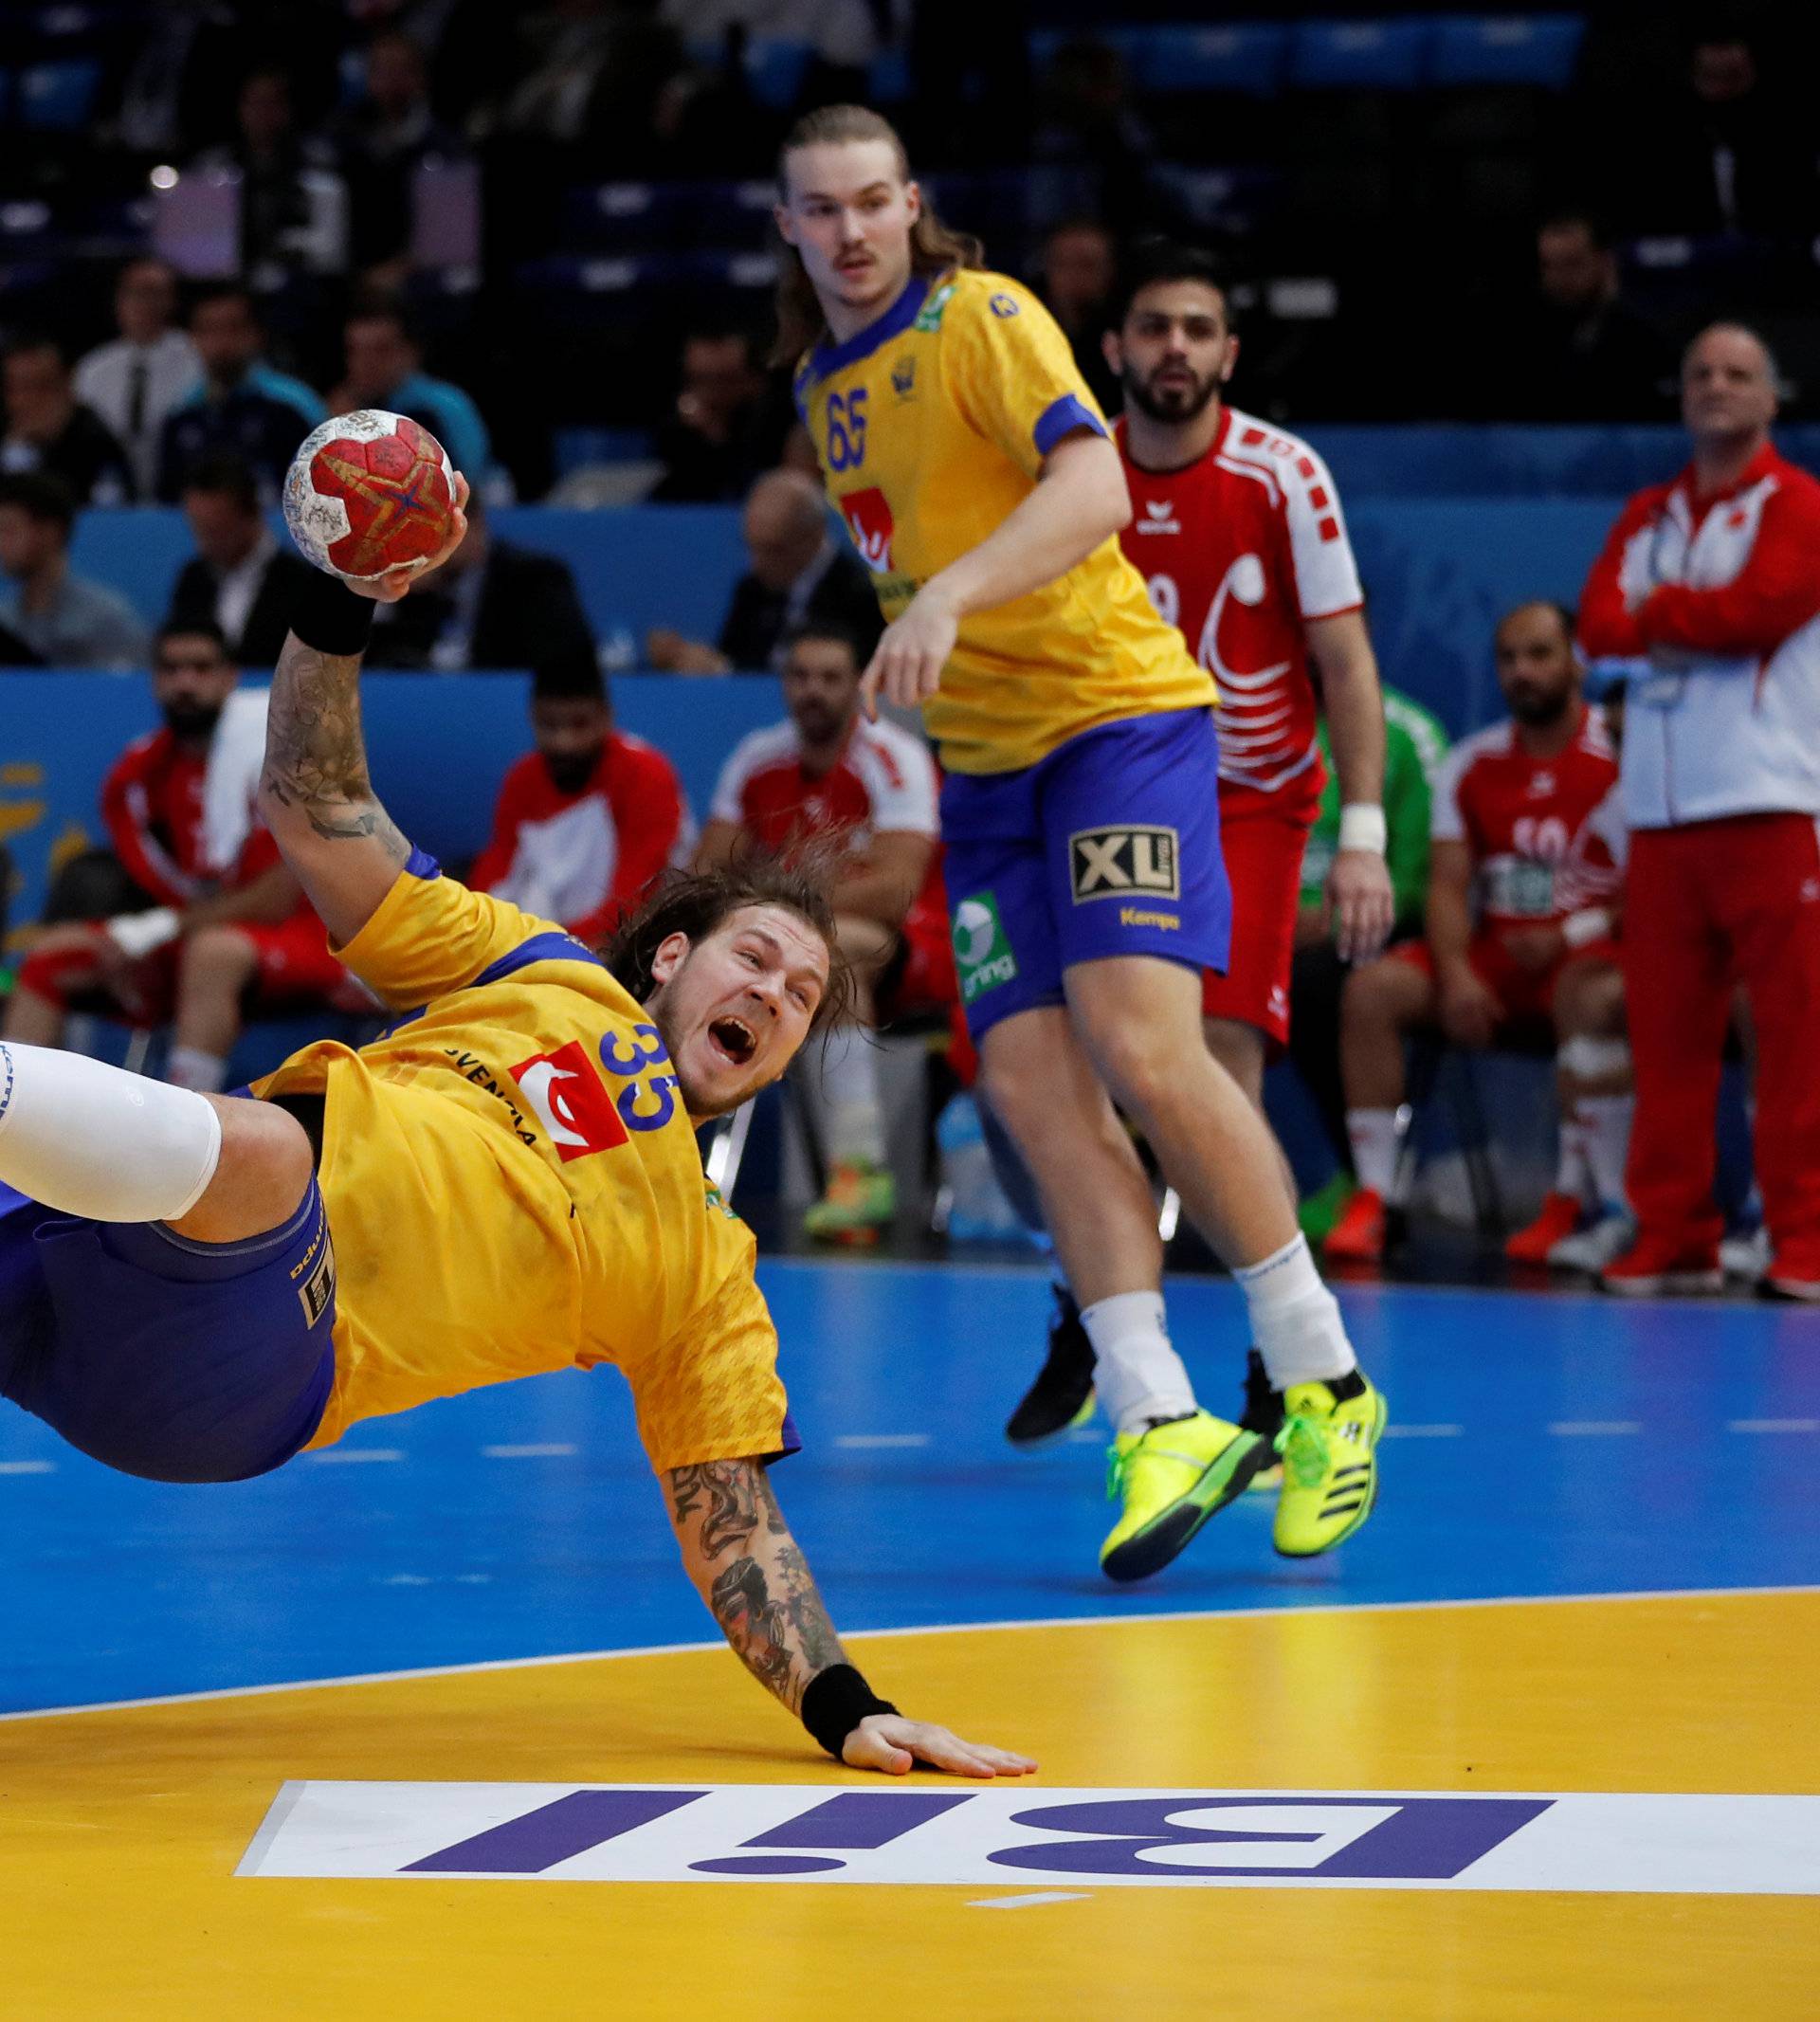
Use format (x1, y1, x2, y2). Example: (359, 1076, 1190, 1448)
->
(770, 104, 984, 368)
(601, 851, 855, 1034)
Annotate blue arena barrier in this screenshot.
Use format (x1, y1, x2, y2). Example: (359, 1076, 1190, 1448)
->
(0, 672, 785, 929)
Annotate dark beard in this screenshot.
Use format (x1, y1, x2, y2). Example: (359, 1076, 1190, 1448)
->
(543, 747, 603, 795)
(1507, 687, 1572, 729)
(161, 701, 222, 741)
(1123, 365, 1221, 425)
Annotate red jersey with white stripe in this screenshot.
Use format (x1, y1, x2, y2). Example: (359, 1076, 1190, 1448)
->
(1577, 441, 1820, 829)
(1430, 704, 1625, 930)
(1115, 405, 1362, 816)
(709, 713, 945, 932)
(100, 730, 280, 904)
(470, 732, 691, 947)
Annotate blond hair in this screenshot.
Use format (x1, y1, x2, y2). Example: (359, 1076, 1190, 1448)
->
(771, 104, 984, 367)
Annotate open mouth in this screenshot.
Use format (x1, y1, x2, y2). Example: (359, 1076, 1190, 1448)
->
(708, 1015, 756, 1067)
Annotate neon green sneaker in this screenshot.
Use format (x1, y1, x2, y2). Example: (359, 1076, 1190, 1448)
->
(1298, 1172, 1357, 1247)
(803, 1159, 896, 1245)
(1272, 1373, 1387, 1557)
(1101, 1410, 1270, 1583)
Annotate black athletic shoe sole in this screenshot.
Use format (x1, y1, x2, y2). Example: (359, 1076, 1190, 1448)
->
(1006, 1297, 1096, 1446)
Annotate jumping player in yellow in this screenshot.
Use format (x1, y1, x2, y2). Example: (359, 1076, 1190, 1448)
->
(0, 489, 1030, 1783)
(778, 106, 1387, 1578)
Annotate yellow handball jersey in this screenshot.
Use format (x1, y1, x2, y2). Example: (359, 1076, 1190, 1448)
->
(795, 266, 1215, 775)
(251, 858, 792, 1474)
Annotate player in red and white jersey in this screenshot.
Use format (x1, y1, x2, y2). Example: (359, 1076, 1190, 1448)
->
(1328, 603, 1631, 1264)
(1104, 243, 1393, 1090)
(471, 654, 692, 947)
(698, 622, 948, 1244)
(4, 620, 350, 1092)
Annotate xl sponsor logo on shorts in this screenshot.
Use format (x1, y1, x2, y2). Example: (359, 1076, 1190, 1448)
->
(240, 1782, 1820, 1893)
(952, 893, 1017, 1005)
(1070, 825, 1181, 903)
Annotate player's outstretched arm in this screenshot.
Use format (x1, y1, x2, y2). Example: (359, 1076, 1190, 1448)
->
(258, 478, 470, 946)
(664, 1459, 1036, 1780)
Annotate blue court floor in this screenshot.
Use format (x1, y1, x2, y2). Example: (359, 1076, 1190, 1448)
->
(0, 1261, 1815, 1716)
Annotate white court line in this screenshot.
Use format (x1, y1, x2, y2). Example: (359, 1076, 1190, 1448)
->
(1728, 1419, 1820, 1433)
(5, 1582, 1814, 1728)
(307, 1448, 405, 1465)
(0, 1460, 54, 1475)
(834, 1434, 931, 1449)
(482, 1444, 578, 1459)
(1547, 1421, 1641, 1436)
(1381, 1424, 1464, 1439)
(970, 1893, 1089, 1909)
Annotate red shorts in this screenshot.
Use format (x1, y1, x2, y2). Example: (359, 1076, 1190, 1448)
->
(1392, 930, 1622, 1030)
(879, 898, 957, 1023)
(1200, 806, 1312, 1047)
(16, 913, 348, 1023)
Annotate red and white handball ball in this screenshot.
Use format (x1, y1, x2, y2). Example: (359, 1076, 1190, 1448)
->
(282, 409, 456, 580)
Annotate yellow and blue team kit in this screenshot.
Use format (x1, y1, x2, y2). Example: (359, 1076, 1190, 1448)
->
(0, 856, 793, 1485)
(796, 265, 1233, 1035)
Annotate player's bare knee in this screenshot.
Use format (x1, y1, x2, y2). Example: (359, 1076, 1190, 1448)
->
(179, 923, 257, 993)
(167, 1097, 313, 1244)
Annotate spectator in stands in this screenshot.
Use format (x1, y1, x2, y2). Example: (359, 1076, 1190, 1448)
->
(192, 65, 349, 288)
(0, 475, 149, 669)
(100, 2, 250, 155)
(365, 492, 594, 670)
(328, 298, 491, 486)
(1, 338, 136, 507)
(1519, 214, 1676, 423)
(470, 653, 691, 943)
(646, 468, 881, 675)
(2, 620, 349, 1093)
(1032, 37, 1158, 236)
(1638, 32, 1814, 240)
(697, 622, 951, 1243)
(1327, 603, 1629, 1267)
(73, 259, 204, 501)
(649, 327, 795, 504)
(1578, 323, 1820, 1301)
(166, 453, 314, 668)
(156, 285, 325, 503)
(1289, 687, 1450, 1245)
(1035, 218, 1121, 416)
(333, 30, 464, 280)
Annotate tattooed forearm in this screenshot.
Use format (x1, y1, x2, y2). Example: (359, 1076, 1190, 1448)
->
(668, 1461, 846, 1714)
(668, 1459, 789, 1556)
(261, 634, 410, 860)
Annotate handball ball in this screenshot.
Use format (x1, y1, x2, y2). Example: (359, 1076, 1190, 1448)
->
(282, 410, 456, 580)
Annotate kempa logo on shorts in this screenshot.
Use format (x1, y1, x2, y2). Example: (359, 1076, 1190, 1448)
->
(1070, 826, 1181, 903)
(952, 894, 1017, 1003)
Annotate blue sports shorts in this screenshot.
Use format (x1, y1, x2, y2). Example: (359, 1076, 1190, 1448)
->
(0, 1170, 337, 1485)
(939, 707, 1232, 1041)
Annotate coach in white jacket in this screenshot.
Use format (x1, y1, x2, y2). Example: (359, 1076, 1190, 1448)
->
(1578, 323, 1820, 1299)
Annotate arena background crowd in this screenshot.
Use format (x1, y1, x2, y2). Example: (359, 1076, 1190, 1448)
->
(2, 0, 1814, 1281)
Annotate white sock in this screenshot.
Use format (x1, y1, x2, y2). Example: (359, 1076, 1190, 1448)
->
(0, 1041, 221, 1222)
(1235, 1233, 1357, 1389)
(1082, 1290, 1196, 1433)
(816, 1023, 885, 1167)
(1578, 1094, 1633, 1211)
(1555, 1113, 1591, 1198)
(1347, 1107, 1399, 1198)
(167, 1045, 228, 1095)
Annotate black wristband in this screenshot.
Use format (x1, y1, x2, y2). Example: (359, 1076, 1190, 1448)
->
(290, 570, 376, 658)
(801, 1664, 899, 1760)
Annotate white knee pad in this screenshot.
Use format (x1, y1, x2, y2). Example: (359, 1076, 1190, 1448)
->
(0, 1043, 222, 1222)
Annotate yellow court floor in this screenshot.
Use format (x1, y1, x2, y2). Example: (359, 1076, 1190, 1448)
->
(2, 1588, 1817, 2021)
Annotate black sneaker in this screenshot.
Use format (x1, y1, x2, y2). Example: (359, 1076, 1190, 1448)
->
(1005, 1284, 1096, 1446)
(1238, 1348, 1285, 1493)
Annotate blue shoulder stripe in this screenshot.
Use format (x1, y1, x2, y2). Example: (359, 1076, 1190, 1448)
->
(470, 931, 604, 990)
